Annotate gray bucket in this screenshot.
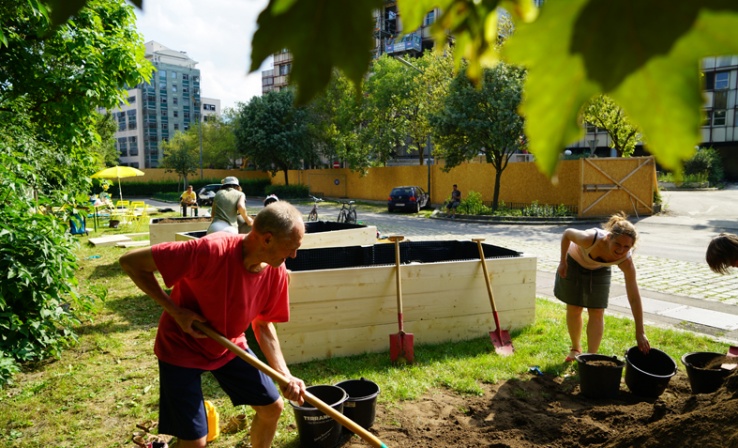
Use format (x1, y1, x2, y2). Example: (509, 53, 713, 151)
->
(334, 378, 380, 434)
(290, 385, 348, 448)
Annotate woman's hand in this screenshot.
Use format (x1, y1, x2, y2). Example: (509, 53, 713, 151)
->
(636, 332, 650, 354)
(280, 374, 306, 405)
(557, 261, 568, 278)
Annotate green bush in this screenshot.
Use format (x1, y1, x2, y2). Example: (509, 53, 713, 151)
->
(459, 191, 492, 215)
(267, 184, 310, 199)
(682, 147, 724, 185)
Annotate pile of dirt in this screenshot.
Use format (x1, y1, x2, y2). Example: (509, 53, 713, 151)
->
(341, 369, 738, 448)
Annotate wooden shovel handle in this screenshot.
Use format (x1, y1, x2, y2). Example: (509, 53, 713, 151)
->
(388, 236, 405, 325)
(472, 238, 499, 313)
(192, 322, 388, 448)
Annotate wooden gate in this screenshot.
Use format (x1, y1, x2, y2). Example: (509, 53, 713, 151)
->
(578, 157, 656, 218)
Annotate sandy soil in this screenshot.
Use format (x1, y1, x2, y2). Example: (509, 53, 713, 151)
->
(338, 368, 738, 448)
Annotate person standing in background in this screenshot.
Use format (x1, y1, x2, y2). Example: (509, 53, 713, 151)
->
(207, 177, 252, 234)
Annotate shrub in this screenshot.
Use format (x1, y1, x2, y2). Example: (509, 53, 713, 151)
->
(459, 191, 492, 215)
(683, 147, 724, 185)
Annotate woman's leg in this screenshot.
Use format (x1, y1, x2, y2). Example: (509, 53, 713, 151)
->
(566, 304, 584, 356)
(586, 308, 606, 353)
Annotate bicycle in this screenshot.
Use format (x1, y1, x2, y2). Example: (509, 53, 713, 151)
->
(336, 200, 357, 224)
(307, 196, 323, 222)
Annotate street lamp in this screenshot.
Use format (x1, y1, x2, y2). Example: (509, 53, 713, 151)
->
(394, 55, 432, 197)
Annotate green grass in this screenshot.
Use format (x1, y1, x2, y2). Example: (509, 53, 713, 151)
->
(0, 213, 729, 447)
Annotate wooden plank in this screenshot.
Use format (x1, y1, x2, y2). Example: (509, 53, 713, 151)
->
(116, 240, 151, 248)
(278, 308, 535, 364)
(300, 226, 377, 249)
(88, 235, 132, 247)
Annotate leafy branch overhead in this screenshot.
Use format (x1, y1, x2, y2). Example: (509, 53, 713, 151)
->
(31, 0, 738, 178)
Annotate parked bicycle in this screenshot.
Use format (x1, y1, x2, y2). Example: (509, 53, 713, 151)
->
(307, 196, 323, 222)
(336, 200, 357, 224)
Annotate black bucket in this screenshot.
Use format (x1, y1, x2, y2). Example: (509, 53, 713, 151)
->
(624, 347, 677, 398)
(576, 353, 624, 399)
(290, 385, 348, 448)
(681, 352, 733, 394)
(334, 378, 380, 433)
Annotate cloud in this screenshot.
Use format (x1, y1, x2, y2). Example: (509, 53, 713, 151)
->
(133, 0, 270, 111)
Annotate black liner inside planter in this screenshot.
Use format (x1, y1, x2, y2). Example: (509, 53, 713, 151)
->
(285, 241, 521, 272)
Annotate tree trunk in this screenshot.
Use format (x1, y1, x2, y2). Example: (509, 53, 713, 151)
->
(492, 169, 503, 212)
(283, 169, 290, 186)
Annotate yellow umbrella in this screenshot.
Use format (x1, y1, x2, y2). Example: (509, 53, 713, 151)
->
(91, 166, 145, 202)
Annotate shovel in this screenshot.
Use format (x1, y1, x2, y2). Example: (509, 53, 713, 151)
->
(473, 238, 514, 355)
(388, 235, 414, 364)
(192, 321, 388, 448)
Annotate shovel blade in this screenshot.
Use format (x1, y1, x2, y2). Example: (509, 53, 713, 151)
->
(490, 330, 514, 356)
(390, 332, 415, 364)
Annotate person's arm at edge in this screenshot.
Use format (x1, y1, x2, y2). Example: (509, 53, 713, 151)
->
(620, 258, 650, 354)
(119, 247, 206, 337)
(252, 318, 306, 405)
(237, 195, 254, 226)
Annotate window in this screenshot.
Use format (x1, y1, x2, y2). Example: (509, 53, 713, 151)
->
(713, 109, 726, 126)
(161, 97, 167, 104)
(423, 10, 435, 27)
(173, 97, 179, 105)
(182, 74, 189, 80)
(279, 63, 291, 76)
(715, 71, 730, 90)
(173, 110, 179, 118)
(174, 123, 179, 130)
(158, 70, 167, 79)
(128, 96, 136, 104)
(171, 72, 177, 79)
(172, 85, 177, 92)
(128, 136, 138, 156)
(203, 103, 216, 111)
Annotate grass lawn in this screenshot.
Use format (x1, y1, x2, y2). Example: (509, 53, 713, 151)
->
(0, 211, 728, 447)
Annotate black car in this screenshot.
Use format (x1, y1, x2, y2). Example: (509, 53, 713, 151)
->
(197, 184, 221, 206)
(387, 186, 429, 213)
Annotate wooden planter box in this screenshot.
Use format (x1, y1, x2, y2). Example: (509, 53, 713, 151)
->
(149, 217, 212, 245)
(175, 221, 378, 249)
(279, 241, 537, 363)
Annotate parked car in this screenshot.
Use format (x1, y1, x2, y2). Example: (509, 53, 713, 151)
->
(197, 184, 221, 206)
(387, 186, 429, 213)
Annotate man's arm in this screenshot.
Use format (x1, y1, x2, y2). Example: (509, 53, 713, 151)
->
(252, 318, 305, 404)
(119, 248, 206, 337)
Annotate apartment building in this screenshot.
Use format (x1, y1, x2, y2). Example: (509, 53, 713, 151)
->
(261, 2, 438, 94)
(110, 41, 222, 168)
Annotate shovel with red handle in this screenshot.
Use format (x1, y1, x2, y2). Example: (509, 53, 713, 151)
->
(388, 235, 414, 364)
(473, 238, 514, 355)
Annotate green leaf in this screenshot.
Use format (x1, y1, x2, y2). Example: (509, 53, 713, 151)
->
(504, 0, 738, 178)
(46, 0, 88, 26)
(251, 0, 383, 105)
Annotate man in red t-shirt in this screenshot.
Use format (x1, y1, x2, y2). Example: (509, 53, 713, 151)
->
(120, 201, 306, 448)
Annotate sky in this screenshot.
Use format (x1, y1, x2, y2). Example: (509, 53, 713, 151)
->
(132, 0, 270, 111)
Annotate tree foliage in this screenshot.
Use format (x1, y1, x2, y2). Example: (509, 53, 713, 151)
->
(432, 62, 526, 210)
(582, 95, 641, 158)
(161, 132, 200, 186)
(0, 0, 151, 385)
(234, 90, 314, 185)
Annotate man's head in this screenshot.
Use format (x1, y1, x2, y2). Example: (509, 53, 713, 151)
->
(453, 184, 458, 189)
(186, 185, 193, 191)
(252, 202, 305, 267)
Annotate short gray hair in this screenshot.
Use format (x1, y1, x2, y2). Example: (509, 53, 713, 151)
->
(253, 201, 304, 239)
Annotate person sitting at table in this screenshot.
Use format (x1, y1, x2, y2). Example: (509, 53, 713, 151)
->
(180, 185, 198, 217)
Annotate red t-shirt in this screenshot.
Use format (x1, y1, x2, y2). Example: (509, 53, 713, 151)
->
(151, 232, 290, 370)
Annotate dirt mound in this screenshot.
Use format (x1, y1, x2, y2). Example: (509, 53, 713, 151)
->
(342, 369, 738, 447)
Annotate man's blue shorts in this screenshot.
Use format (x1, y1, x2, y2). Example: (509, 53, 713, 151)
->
(158, 350, 280, 441)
